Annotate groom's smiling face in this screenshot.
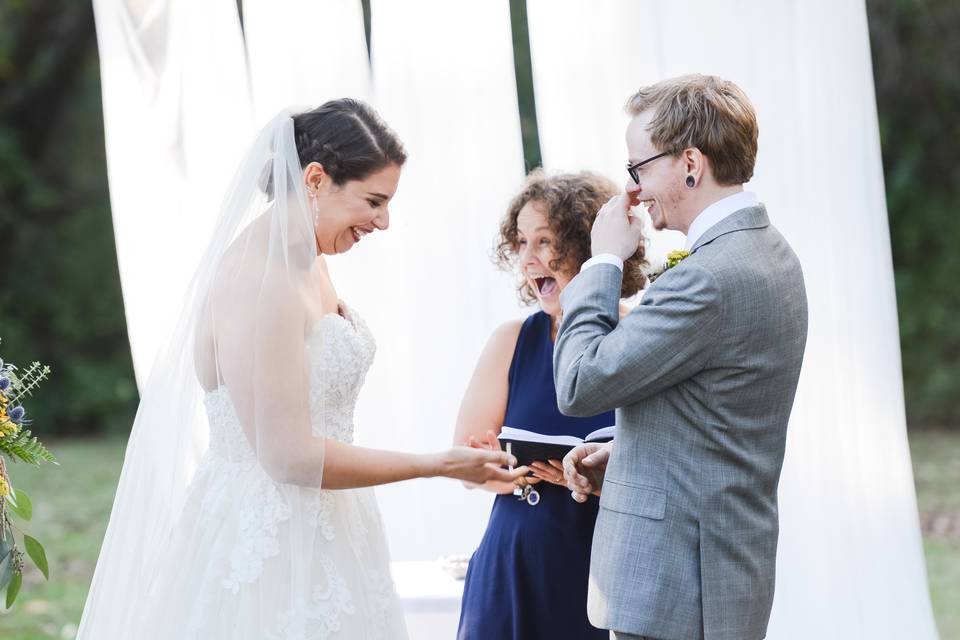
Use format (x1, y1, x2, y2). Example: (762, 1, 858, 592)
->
(625, 111, 684, 232)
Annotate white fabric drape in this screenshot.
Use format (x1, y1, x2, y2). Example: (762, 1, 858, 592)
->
(94, 0, 253, 386)
(527, 1, 938, 637)
(241, 0, 372, 123)
(335, 0, 528, 561)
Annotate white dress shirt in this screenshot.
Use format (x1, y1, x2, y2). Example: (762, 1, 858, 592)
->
(580, 191, 759, 273)
(683, 191, 758, 251)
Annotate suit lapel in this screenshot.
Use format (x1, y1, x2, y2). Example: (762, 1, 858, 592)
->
(690, 205, 770, 254)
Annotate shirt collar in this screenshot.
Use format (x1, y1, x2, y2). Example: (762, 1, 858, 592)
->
(684, 191, 759, 251)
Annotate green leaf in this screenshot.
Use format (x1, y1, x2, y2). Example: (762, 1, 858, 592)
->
(0, 526, 13, 559)
(5, 569, 21, 609)
(0, 550, 12, 591)
(7, 490, 31, 521)
(23, 535, 47, 580)
(0, 429, 58, 465)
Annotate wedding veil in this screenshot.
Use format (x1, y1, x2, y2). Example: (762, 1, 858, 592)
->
(77, 110, 333, 637)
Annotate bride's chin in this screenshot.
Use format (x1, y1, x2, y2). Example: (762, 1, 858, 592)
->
(337, 234, 356, 254)
(323, 234, 349, 255)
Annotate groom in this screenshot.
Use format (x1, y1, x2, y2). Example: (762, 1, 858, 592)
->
(555, 75, 808, 640)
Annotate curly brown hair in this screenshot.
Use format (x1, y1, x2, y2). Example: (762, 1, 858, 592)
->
(495, 171, 648, 304)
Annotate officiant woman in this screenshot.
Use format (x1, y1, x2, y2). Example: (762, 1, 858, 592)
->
(453, 171, 648, 639)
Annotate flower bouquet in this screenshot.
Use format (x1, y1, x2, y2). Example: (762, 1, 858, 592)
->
(0, 340, 57, 609)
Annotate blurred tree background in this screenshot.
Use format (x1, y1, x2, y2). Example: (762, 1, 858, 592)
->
(0, 0, 957, 437)
(867, 0, 960, 427)
(0, 1, 137, 436)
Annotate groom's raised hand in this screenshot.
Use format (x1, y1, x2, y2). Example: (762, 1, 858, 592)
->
(591, 193, 644, 261)
(563, 442, 612, 503)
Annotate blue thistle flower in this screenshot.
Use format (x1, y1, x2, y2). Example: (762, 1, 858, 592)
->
(9, 405, 25, 423)
(0, 376, 9, 391)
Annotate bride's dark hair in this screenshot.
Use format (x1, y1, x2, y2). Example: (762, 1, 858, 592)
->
(293, 98, 407, 185)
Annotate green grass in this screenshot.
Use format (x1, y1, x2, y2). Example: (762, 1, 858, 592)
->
(0, 432, 957, 639)
(925, 538, 960, 640)
(910, 429, 960, 639)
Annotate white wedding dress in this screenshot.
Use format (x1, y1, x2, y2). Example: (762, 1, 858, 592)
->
(142, 302, 408, 639)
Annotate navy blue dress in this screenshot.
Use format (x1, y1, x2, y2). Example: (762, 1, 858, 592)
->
(457, 311, 613, 640)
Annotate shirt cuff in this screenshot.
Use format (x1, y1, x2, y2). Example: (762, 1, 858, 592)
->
(580, 254, 624, 273)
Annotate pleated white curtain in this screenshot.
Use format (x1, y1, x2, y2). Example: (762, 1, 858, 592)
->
(241, 0, 372, 124)
(94, 0, 254, 386)
(341, 0, 528, 561)
(526, 0, 685, 267)
(528, 1, 938, 637)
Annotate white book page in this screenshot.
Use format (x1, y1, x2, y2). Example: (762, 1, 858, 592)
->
(497, 427, 584, 447)
(585, 426, 616, 442)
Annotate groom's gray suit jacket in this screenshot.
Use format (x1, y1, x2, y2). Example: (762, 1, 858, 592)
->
(554, 206, 807, 640)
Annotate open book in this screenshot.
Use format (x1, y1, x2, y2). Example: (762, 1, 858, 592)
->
(498, 426, 615, 467)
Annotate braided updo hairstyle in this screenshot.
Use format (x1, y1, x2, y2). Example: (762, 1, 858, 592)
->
(293, 98, 407, 185)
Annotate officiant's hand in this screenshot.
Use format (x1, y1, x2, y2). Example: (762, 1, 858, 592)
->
(563, 442, 612, 503)
(591, 193, 644, 261)
(466, 429, 500, 453)
(529, 459, 566, 487)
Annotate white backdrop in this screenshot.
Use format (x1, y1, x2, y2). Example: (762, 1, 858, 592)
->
(97, 0, 938, 637)
(528, 0, 937, 637)
(94, 0, 254, 387)
(345, 0, 528, 561)
(242, 0, 372, 123)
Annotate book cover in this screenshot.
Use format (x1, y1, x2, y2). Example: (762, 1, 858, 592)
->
(497, 426, 614, 467)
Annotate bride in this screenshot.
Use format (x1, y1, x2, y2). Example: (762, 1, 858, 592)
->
(77, 99, 525, 639)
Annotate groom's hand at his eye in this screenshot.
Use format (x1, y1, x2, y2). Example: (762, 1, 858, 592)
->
(591, 194, 644, 261)
(563, 442, 612, 503)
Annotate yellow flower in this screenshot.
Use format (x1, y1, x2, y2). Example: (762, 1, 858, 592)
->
(0, 476, 9, 498)
(0, 418, 17, 438)
(666, 250, 690, 269)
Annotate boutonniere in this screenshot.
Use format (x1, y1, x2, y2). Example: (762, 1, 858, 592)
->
(648, 250, 690, 283)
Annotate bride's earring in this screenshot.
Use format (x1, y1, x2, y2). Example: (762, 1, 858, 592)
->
(310, 191, 321, 228)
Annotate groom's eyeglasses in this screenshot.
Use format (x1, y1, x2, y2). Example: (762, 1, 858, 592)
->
(626, 152, 669, 184)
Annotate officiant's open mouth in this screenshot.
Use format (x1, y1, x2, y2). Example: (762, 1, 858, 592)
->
(532, 276, 559, 298)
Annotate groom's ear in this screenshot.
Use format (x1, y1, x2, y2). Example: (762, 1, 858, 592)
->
(682, 148, 706, 183)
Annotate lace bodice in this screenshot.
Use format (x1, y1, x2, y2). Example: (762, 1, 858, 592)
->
(202, 302, 376, 462)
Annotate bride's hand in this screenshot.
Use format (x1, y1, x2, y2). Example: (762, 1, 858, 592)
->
(436, 446, 528, 485)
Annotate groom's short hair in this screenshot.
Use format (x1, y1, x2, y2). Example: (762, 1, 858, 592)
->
(626, 74, 758, 185)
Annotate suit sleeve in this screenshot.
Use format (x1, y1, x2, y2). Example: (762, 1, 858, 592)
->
(553, 262, 722, 417)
